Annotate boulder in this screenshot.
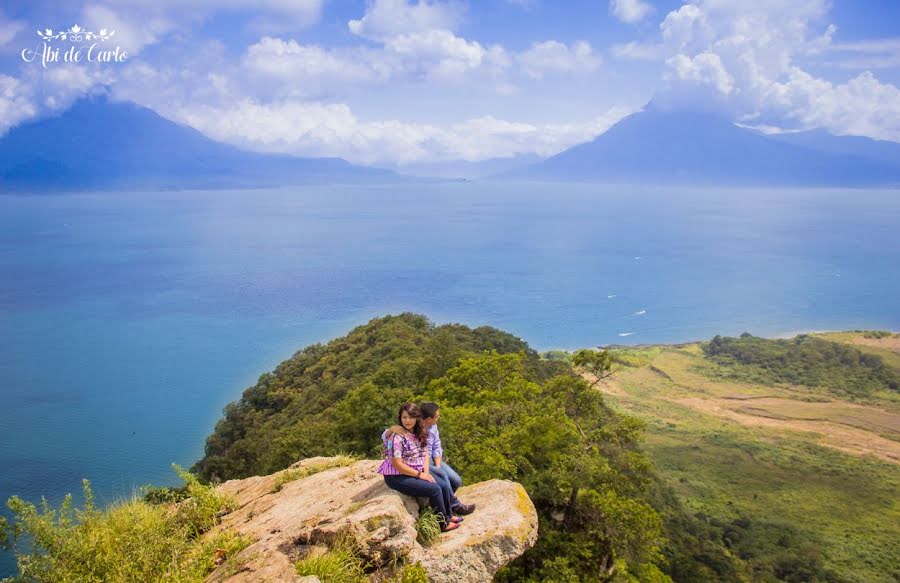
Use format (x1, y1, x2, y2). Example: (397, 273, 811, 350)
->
(204, 457, 538, 582)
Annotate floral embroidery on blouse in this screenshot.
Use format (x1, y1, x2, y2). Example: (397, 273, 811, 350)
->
(377, 431, 427, 475)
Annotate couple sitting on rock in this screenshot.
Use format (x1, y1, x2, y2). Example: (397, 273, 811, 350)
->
(377, 401, 476, 532)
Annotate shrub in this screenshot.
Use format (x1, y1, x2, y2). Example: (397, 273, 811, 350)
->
(0, 470, 249, 582)
(391, 562, 429, 583)
(700, 334, 900, 396)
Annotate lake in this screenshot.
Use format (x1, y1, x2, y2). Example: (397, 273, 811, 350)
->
(1, 181, 898, 575)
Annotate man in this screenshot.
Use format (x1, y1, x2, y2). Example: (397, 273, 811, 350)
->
(382, 401, 476, 516)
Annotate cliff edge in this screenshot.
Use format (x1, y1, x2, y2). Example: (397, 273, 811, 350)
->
(203, 456, 539, 583)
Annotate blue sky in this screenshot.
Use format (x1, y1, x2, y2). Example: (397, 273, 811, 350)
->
(0, 0, 898, 166)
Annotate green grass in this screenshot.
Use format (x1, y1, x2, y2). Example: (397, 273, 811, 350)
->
(414, 506, 442, 545)
(295, 537, 367, 583)
(0, 469, 252, 583)
(643, 428, 900, 582)
(294, 537, 432, 583)
(390, 563, 429, 583)
(602, 341, 900, 583)
(609, 346, 664, 368)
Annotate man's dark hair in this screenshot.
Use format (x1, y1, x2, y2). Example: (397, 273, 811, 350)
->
(420, 402, 440, 419)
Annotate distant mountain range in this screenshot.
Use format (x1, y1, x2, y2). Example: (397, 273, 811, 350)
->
(0, 94, 402, 193)
(498, 107, 900, 186)
(3, 95, 898, 192)
(388, 154, 543, 180)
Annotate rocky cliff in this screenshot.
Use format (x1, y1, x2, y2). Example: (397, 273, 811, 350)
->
(203, 457, 539, 583)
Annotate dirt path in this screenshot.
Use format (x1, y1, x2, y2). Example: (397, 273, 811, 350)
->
(579, 372, 630, 397)
(579, 370, 900, 464)
(848, 334, 900, 353)
(674, 396, 900, 464)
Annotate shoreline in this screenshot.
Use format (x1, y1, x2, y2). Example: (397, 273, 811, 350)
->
(536, 328, 898, 353)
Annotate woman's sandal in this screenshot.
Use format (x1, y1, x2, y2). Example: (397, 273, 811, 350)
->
(441, 521, 461, 532)
(450, 515, 464, 523)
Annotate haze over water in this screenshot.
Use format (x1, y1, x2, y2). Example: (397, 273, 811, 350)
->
(1, 181, 898, 574)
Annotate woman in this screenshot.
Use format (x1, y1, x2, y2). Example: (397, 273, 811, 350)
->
(378, 402, 461, 532)
(382, 402, 475, 516)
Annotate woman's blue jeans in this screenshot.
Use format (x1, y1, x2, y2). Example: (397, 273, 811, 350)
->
(384, 474, 454, 526)
(430, 461, 462, 509)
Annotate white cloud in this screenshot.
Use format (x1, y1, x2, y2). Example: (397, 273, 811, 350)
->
(81, 4, 176, 55)
(384, 30, 492, 80)
(610, 40, 662, 60)
(243, 37, 384, 85)
(167, 98, 635, 165)
(517, 40, 600, 79)
(76, 0, 323, 56)
(0, 74, 37, 136)
(237, 31, 510, 93)
(755, 69, 900, 141)
(103, 0, 322, 27)
(0, 14, 25, 46)
(610, 0, 653, 24)
(826, 37, 900, 69)
(615, 0, 900, 141)
(0, 0, 629, 162)
(665, 52, 733, 95)
(348, 0, 464, 41)
(239, 28, 596, 92)
(0, 61, 121, 136)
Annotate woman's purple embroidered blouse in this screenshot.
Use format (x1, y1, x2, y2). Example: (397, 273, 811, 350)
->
(377, 431, 428, 476)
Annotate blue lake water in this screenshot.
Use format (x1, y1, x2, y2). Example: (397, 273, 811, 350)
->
(1, 181, 899, 575)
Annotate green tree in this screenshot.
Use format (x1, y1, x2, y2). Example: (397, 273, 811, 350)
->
(427, 351, 663, 581)
(572, 348, 617, 387)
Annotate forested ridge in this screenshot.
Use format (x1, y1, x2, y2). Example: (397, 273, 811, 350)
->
(193, 313, 752, 582)
(6, 316, 880, 580)
(702, 332, 900, 397)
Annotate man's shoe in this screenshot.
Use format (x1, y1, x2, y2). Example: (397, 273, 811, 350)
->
(455, 503, 476, 515)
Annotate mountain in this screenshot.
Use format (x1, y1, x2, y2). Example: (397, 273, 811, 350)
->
(768, 127, 900, 167)
(498, 108, 900, 186)
(0, 94, 401, 192)
(391, 153, 544, 180)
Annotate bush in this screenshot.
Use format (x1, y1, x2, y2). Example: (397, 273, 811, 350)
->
(0, 470, 249, 582)
(860, 330, 894, 339)
(391, 562, 429, 583)
(701, 334, 900, 396)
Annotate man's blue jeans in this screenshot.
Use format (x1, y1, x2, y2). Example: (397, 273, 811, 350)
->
(430, 460, 463, 509)
(383, 474, 453, 526)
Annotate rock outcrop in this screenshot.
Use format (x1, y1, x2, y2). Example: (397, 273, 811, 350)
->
(203, 457, 538, 583)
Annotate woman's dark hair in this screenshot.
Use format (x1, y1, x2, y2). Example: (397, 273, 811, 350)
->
(398, 402, 427, 444)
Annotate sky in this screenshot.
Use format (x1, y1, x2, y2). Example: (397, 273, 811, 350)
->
(0, 0, 899, 166)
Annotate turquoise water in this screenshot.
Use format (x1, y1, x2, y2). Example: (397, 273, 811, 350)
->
(1, 182, 898, 574)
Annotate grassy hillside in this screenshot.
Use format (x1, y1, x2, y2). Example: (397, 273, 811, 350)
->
(192, 314, 749, 581)
(7, 318, 895, 582)
(587, 331, 900, 583)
